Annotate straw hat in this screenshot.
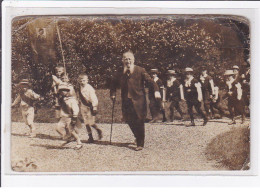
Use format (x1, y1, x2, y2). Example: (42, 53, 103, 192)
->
(233, 65, 239, 70)
(166, 70, 177, 75)
(224, 70, 234, 76)
(17, 79, 31, 88)
(150, 68, 159, 74)
(185, 67, 193, 72)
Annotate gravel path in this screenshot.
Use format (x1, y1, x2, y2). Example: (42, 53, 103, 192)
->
(11, 119, 249, 172)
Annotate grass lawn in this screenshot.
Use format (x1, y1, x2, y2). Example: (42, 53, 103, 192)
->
(206, 125, 250, 170)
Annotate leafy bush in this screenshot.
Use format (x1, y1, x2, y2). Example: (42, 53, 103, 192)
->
(12, 15, 250, 107)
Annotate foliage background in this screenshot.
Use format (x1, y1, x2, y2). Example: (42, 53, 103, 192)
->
(12, 15, 250, 109)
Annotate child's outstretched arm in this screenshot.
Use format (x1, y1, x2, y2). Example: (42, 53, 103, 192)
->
(29, 90, 43, 101)
(11, 94, 21, 107)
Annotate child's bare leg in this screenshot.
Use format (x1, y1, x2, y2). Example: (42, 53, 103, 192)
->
(91, 124, 103, 140)
(86, 125, 94, 143)
(71, 131, 82, 145)
(64, 126, 71, 136)
(28, 124, 36, 138)
(56, 119, 66, 138)
(71, 131, 83, 150)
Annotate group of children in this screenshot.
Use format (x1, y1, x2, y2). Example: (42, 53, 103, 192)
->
(148, 65, 249, 126)
(12, 64, 249, 149)
(12, 66, 102, 150)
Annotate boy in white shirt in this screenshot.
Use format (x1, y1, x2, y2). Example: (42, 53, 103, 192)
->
(78, 74, 103, 143)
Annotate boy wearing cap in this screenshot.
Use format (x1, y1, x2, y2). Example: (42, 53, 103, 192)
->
(11, 79, 43, 137)
(224, 70, 245, 124)
(199, 67, 215, 118)
(183, 67, 208, 126)
(57, 83, 82, 149)
(165, 70, 184, 123)
(148, 69, 166, 123)
(78, 74, 102, 143)
(233, 65, 244, 84)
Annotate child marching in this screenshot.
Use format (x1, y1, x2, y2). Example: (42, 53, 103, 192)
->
(11, 79, 43, 137)
(165, 70, 185, 124)
(224, 70, 245, 124)
(183, 68, 208, 126)
(57, 83, 83, 149)
(78, 74, 103, 143)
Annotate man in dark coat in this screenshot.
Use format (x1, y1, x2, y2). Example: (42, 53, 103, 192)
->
(110, 51, 161, 151)
(148, 68, 166, 123)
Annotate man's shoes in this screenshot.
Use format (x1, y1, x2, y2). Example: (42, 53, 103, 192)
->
(203, 118, 208, 126)
(135, 146, 143, 151)
(187, 122, 195, 127)
(228, 120, 236, 125)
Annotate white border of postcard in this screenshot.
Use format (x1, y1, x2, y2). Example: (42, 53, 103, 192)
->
(2, 1, 260, 187)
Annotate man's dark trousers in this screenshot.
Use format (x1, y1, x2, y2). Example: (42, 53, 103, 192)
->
(125, 99, 145, 147)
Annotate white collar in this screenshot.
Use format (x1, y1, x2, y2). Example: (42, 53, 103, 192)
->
(123, 64, 135, 74)
(201, 74, 208, 78)
(185, 76, 194, 87)
(154, 77, 159, 82)
(186, 76, 194, 83)
(226, 77, 235, 88)
(170, 77, 176, 82)
(80, 84, 88, 88)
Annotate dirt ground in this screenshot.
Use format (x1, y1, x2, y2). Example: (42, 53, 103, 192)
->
(10, 118, 249, 172)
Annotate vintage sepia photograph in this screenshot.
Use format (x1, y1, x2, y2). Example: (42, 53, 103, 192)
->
(10, 15, 250, 172)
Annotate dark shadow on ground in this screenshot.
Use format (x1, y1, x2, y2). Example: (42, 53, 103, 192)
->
(82, 140, 136, 151)
(30, 143, 73, 150)
(30, 140, 136, 151)
(11, 133, 62, 141)
(11, 133, 29, 137)
(35, 134, 62, 141)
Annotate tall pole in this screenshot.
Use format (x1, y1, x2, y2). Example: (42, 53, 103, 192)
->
(110, 99, 116, 145)
(56, 19, 67, 75)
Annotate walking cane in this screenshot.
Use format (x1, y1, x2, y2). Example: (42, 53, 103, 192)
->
(110, 98, 116, 144)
